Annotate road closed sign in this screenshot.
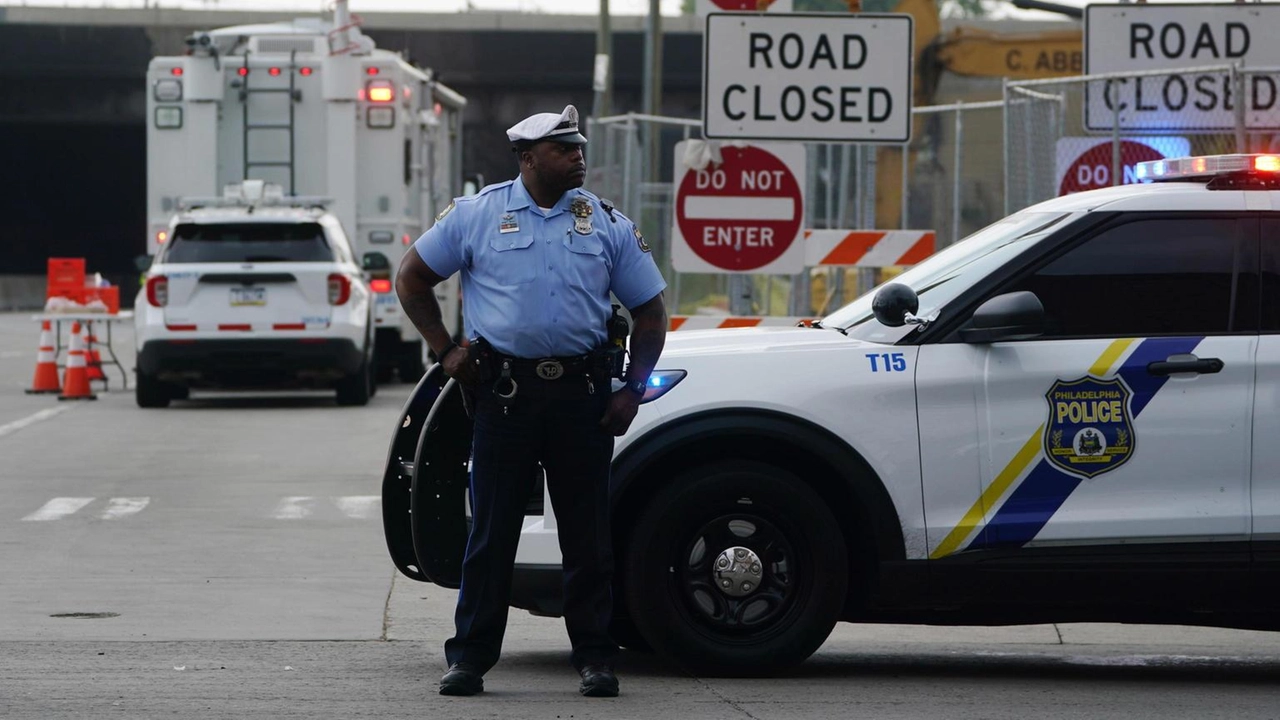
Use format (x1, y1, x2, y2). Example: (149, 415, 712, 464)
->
(1085, 4, 1280, 131)
(703, 13, 913, 143)
(672, 141, 806, 274)
(696, 0, 793, 16)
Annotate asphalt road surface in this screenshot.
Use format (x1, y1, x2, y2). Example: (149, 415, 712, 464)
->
(3, 311, 1280, 719)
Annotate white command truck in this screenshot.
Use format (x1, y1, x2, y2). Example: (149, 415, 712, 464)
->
(145, 2, 465, 381)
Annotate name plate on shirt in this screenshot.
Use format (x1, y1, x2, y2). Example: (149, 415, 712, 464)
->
(499, 213, 519, 234)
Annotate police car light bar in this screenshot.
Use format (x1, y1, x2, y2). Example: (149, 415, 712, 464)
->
(1136, 154, 1280, 182)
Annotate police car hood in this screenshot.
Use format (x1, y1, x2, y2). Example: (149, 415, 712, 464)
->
(659, 326, 869, 359)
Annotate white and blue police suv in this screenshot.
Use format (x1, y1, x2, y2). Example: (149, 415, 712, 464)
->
(383, 154, 1280, 675)
(135, 181, 374, 407)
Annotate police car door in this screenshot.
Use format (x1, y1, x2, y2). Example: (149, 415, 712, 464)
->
(921, 214, 1257, 561)
(1251, 216, 1280, 557)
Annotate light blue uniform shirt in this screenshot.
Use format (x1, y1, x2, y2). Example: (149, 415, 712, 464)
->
(415, 178, 667, 358)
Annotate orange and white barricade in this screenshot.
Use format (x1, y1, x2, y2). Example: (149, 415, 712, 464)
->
(804, 230, 935, 267)
(668, 316, 814, 332)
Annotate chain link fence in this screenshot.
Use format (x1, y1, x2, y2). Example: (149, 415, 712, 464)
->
(588, 65, 1280, 318)
(1004, 64, 1280, 214)
(586, 101, 1005, 318)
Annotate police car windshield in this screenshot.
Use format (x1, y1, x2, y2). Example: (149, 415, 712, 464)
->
(163, 223, 334, 264)
(824, 211, 1074, 344)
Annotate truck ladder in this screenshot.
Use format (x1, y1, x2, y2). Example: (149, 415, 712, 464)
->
(239, 50, 299, 195)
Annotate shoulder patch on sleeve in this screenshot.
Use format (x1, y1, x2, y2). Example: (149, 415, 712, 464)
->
(635, 225, 651, 253)
(435, 201, 456, 222)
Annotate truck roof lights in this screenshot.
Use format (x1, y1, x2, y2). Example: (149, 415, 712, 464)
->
(171, 67, 184, 76)
(366, 67, 380, 76)
(269, 67, 281, 77)
(300, 67, 313, 77)
(1136, 154, 1280, 182)
(237, 67, 249, 77)
(367, 80, 394, 103)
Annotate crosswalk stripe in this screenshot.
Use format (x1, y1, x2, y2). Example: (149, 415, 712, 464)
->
(272, 496, 316, 520)
(0, 406, 71, 441)
(100, 497, 150, 520)
(333, 496, 380, 519)
(18, 496, 385, 521)
(22, 497, 94, 521)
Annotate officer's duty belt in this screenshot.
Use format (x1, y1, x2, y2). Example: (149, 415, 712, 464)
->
(498, 354, 600, 381)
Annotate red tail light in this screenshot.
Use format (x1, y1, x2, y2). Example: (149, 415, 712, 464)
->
(328, 273, 351, 305)
(146, 276, 168, 307)
(370, 278, 393, 293)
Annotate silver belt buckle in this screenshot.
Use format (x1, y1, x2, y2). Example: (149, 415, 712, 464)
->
(535, 359, 564, 380)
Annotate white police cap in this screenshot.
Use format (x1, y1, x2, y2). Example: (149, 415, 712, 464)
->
(506, 105, 588, 146)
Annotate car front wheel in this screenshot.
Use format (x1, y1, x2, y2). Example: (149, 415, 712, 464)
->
(623, 460, 848, 676)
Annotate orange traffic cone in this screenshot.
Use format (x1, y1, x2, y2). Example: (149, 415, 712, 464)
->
(25, 320, 61, 394)
(84, 327, 106, 383)
(58, 322, 97, 401)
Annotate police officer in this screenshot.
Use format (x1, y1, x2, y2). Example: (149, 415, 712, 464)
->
(396, 105, 668, 698)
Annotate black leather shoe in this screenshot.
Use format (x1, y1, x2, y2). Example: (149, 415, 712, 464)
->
(439, 662, 484, 696)
(578, 664, 619, 697)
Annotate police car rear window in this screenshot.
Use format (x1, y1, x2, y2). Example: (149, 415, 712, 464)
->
(164, 223, 333, 264)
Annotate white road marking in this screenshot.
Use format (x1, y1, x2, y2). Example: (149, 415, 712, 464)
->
(22, 497, 94, 522)
(0, 351, 25, 359)
(333, 496, 380, 519)
(272, 496, 316, 520)
(0, 406, 72, 441)
(100, 497, 150, 520)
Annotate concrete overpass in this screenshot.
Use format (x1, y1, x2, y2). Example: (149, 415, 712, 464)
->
(0, 6, 705, 306)
(0, 6, 1072, 308)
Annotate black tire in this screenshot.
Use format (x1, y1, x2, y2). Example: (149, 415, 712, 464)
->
(336, 351, 373, 406)
(135, 372, 171, 409)
(623, 461, 848, 676)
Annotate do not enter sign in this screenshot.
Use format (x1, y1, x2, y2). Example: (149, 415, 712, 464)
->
(696, 0, 793, 14)
(672, 141, 806, 274)
(1054, 136, 1191, 195)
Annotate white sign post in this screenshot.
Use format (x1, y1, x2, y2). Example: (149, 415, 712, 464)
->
(703, 13, 914, 143)
(1085, 3, 1280, 131)
(696, 0, 794, 16)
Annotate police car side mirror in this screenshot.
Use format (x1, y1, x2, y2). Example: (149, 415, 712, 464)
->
(134, 254, 154, 273)
(960, 291, 1045, 343)
(872, 283, 919, 328)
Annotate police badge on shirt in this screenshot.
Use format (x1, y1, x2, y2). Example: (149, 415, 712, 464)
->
(570, 197, 594, 235)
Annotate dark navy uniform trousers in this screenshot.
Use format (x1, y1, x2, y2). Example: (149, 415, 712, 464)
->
(445, 369, 619, 673)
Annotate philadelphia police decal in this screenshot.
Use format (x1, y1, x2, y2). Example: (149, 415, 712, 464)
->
(1044, 376, 1135, 479)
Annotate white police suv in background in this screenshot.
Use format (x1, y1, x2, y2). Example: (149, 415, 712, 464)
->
(135, 181, 374, 407)
(383, 155, 1280, 675)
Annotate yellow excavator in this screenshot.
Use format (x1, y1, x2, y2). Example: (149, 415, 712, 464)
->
(878, 0, 1082, 234)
